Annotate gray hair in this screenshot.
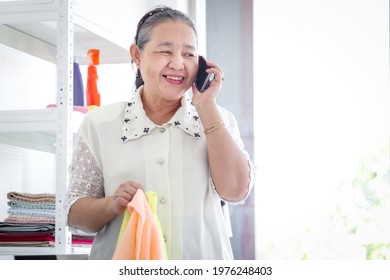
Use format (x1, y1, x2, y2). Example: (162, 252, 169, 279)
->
(134, 6, 198, 89)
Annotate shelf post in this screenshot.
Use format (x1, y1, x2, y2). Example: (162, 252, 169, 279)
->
(55, 0, 73, 254)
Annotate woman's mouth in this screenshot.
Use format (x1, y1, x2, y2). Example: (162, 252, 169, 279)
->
(163, 75, 184, 84)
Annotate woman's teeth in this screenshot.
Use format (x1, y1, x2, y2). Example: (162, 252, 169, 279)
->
(166, 75, 183, 81)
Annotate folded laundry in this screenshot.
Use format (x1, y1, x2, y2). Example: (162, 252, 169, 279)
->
(4, 216, 55, 224)
(1, 192, 57, 248)
(0, 222, 55, 247)
(7, 192, 55, 203)
(7, 200, 55, 210)
(0, 222, 55, 233)
(0, 232, 54, 242)
(7, 208, 55, 218)
(0, 241, 53, 247)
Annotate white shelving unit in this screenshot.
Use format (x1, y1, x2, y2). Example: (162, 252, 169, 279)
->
(0, 0, 131, 64)
(0, 108, 84, 153)
(0, 243, 90, 256)
(0, 0, 130, 256)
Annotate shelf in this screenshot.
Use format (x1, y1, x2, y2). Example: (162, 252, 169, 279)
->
(0, 246, 90, 257)
(0, 108, 85, 153)
(0, 246, 57, 256)
(0, 0, 132, 64)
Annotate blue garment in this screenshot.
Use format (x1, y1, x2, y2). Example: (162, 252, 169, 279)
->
(73, 62, 85, 106)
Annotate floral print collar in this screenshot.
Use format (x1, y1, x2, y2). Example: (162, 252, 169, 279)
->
(121, 87, 201, 142)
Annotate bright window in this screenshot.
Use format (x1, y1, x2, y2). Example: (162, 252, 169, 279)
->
(254, 0, 390, 259)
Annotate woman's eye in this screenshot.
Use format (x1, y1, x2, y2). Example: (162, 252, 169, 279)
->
(160, 51, 171, 55)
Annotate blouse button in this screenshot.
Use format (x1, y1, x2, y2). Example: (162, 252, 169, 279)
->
(157, 159, 165, 165)
(160, 197, 167, 204)
(163, 235, 167, 242)
(160, 127, 166, 133)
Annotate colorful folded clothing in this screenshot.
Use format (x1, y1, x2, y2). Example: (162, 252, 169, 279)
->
(0, 222, 55, 247)
(2, 192, 58, 248)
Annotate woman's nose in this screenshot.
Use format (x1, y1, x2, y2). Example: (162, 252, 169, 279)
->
(168, 54, 184, 70)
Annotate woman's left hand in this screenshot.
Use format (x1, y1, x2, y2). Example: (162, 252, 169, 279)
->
(191, 59, 224, 107)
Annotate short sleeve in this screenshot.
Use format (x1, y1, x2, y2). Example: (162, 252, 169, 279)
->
(64, 135, 104, 222)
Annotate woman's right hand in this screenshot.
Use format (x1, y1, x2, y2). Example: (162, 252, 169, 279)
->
(112, 180, 144, 214)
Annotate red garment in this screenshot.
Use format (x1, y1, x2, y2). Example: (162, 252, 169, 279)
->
(0, 232, 54, 242)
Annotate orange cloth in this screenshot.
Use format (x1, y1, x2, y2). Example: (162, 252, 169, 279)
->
(112, 190, 165, 260)
(86, 49, 101, 106)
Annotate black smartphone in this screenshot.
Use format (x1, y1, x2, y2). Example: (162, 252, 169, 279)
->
(195, 55, 215, 92)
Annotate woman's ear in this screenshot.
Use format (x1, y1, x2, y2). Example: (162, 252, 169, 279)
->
(130, 44, 141, 67)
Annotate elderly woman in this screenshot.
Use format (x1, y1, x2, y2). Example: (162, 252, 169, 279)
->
(64, 6, 254, 260)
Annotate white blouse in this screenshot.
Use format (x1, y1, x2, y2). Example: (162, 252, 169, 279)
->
(64, 87, 254, 260)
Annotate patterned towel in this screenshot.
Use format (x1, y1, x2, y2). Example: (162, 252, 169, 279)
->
(7, 200, 55, 210)
(7, 192, 55, 203)
(7, 208, 55, 218)
(4, 216, 55, 224)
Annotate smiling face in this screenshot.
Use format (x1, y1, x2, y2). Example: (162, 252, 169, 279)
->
(132, 20, 199, 102)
